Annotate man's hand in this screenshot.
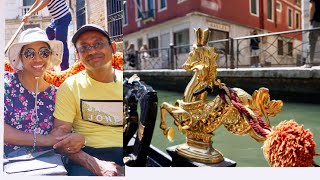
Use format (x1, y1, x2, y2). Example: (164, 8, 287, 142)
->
(93, 160, 123, 176)
(53, 133, 85, 154)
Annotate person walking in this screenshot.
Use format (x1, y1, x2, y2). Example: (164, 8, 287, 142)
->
(250, 30, 261, 68)
(139, 44, 150, 69)
(304, 0, 320, 68)
(126, 43, 136, 67)
(22, 0, 71, 70)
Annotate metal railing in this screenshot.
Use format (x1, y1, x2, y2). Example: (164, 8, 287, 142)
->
(233, 28, 320, 68)
(141, 9, 155, 21)
(124, 28, 320, 70)
(107, 0, 123, 42)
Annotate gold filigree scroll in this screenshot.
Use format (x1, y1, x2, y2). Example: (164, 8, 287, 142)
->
(160, 27, 283, 164)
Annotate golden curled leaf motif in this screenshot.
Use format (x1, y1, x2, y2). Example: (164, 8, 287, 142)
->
(251, 88, 283, 126)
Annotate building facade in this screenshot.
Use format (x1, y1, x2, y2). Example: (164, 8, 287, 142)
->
(123, 0, 303, 69)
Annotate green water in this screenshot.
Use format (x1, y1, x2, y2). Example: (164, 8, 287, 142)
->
(150, 90, 320, 167)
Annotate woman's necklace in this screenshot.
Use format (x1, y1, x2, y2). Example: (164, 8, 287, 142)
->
(18, 73, 49, 92)
(18, 72, 42, 152)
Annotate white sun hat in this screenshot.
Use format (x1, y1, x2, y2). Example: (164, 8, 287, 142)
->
(7, 27, 63, 71)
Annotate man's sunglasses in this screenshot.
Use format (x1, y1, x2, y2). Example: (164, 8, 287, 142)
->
(77, 40, 108, 54)
(21, 47, 52, 60)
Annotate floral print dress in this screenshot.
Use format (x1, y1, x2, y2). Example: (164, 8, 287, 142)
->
(4, 72, 57, 156)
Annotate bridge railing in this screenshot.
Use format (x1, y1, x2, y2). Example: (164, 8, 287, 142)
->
(124, 28, 320, 70)
(232, 27, 320, 68)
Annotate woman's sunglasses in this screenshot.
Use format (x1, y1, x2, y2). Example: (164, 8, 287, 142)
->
(21, 47, 52, 60)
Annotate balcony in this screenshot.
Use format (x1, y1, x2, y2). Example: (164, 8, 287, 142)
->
(141, 9, 155, 23)
(21, 6, 39, 17)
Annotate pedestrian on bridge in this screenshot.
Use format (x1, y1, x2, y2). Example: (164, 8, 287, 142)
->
(305, 0, 320, 68)
(250, 30, 261, 68)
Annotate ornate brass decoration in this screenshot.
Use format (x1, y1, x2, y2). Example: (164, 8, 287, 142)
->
(160, 28, 283, 164)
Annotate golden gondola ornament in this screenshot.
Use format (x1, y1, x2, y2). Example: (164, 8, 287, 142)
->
(160, 28, 283, 164)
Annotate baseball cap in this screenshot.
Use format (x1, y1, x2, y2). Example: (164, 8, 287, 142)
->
(72, 24, 112, 45)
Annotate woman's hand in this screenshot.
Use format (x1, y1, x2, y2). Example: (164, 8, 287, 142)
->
(37, 125, 68, 146)
(50, 125, 68, 137)
(53, 133, 85, 154)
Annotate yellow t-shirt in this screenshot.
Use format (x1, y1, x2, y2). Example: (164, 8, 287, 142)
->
(53, 70, 123, 148)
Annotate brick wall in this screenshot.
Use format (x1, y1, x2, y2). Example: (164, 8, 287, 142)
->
(69, 0, 123, 52)
(87, 0, 106, 27)
(70, 0, 106, 29)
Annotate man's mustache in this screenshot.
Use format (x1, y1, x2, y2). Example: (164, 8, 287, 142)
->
(86, 53, 104, 61)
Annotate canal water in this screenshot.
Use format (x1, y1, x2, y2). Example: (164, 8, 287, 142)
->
(150, 90, 320, 167)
